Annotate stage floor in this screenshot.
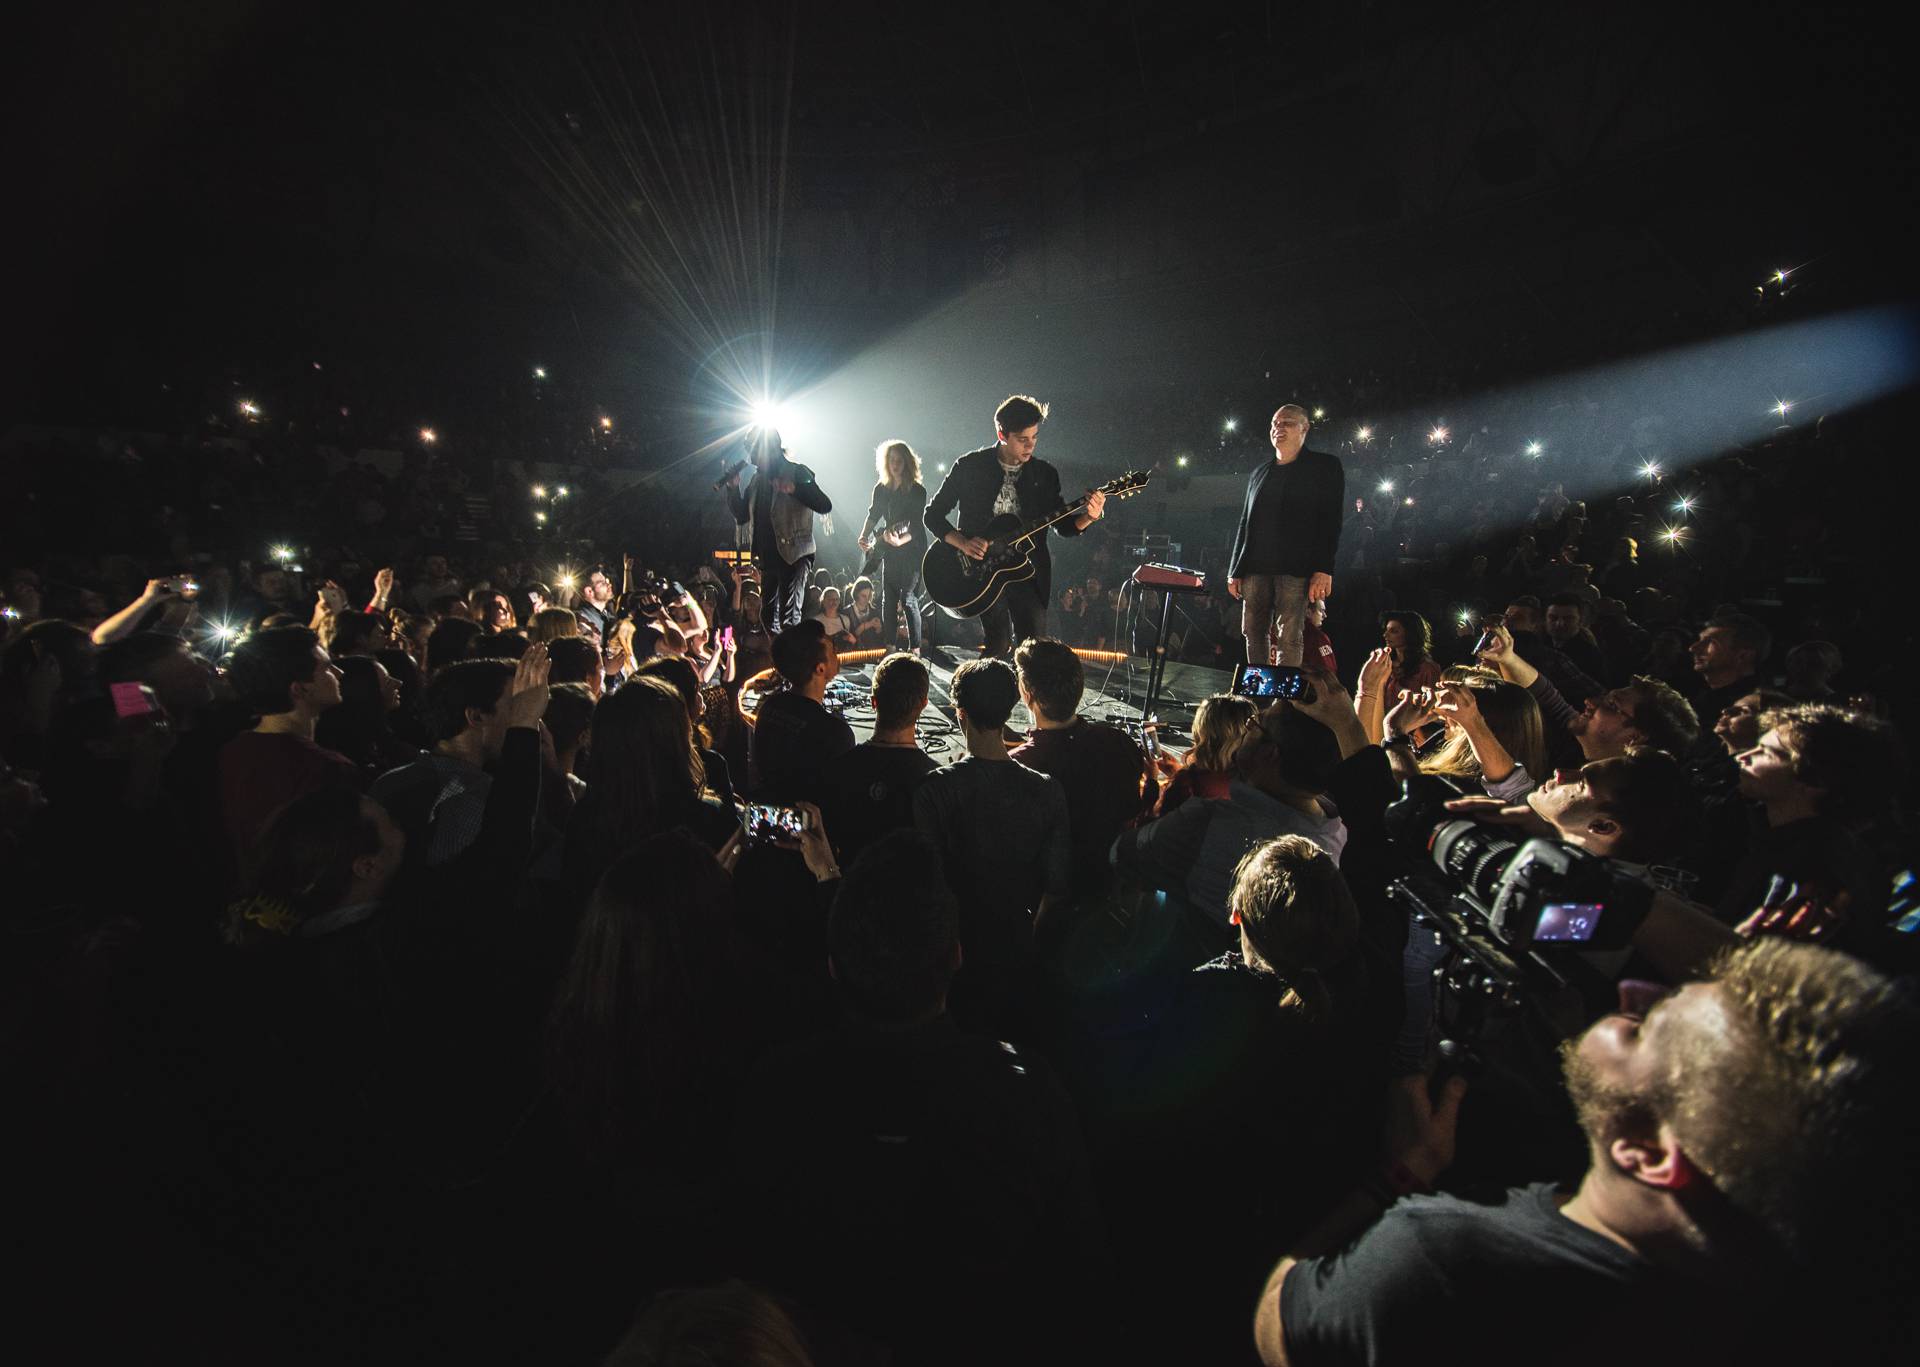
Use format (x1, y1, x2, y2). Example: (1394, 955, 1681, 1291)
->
(822, 650, 1232, 765)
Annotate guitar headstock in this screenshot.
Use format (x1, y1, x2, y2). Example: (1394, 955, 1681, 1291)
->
(1099, 471, 1152, 501)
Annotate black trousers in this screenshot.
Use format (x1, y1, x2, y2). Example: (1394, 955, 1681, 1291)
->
(979, 579, 1048, 658)
(760, 552, 813, 634)
(880, 552, 923, 651)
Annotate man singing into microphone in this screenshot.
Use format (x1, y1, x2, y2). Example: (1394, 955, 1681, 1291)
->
(1227, 404, 1344, 667)
(724, 427, 833, 635)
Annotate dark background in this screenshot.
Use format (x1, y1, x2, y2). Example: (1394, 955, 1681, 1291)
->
(7, 1, 1916, 460)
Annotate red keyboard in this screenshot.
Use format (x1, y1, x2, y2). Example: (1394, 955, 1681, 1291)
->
(1133, 563, 1207, 591)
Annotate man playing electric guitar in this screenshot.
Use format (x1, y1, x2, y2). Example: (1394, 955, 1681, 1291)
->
(924, 394, 1107, 658)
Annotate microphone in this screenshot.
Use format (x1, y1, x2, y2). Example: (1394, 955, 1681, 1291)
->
(713, 459, 748, 490)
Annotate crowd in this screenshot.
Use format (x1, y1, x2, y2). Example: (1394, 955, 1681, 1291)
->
(5, 344, 1919, 1365)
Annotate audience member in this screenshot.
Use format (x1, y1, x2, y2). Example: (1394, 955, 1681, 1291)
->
(817, 651, 937, 867)
(749, 620, 855, 801)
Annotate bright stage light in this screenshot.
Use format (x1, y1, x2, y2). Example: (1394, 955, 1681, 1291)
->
(557, 571, 576, 588)
(1312, 407, 1326, 420)
(270, 545, 293, 562)
(1772, 398, 1792, 417)
(531, 484, 548, 499)
(1640, 461, 1662, 480)
(1525, 440, 1543, 457)
(1355, 426, 1373, 443)
(533, 366, 547, 379)
(1773, 269, 1790, 284)
(750, 399, 789, 429)
(534, 511, 548, 524)
(1428, 425, 1449, 444)
(599, 415, 614, 430)
(238, 399, 260, 418)
(556, 485, 569, 498)
(1223, 418, 1238, 433)
(1176, 455, 1189, 467)
(419, 427, 437, 444)
(1377, 479, 1394, 493)
(1661, 525, 1687, 545)
(1673, 496, 1696, 514)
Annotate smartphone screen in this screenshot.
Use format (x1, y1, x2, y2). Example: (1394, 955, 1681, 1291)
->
(743, 802, 805, 842)
(1231, 663, 1307, 699)
(110, 682, 160, 719)
(1141, 725, 1162, 758)
(1532, 901, 1604, 943)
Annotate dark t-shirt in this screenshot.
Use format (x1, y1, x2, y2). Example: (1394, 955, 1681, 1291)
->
(749, 690, 856, 801)
(1010, 719, 1156, 897)
(1231, 450, 1346, 579)
(1279, 1183, 1762, 1366)
(818, 741, 939, 867)
(219, 729, 363, 858)
(912, 755, 1072, 963)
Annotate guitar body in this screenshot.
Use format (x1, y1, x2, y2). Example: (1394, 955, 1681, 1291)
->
(920, 469, 1152, 619)
(922, 513, 1039, 619)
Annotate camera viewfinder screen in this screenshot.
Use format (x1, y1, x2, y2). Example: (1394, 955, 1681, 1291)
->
(1533, 902, 1604, 942)
(1232, 664, 1306, 699)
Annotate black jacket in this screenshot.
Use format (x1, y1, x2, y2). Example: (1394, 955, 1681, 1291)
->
(925, 447, 1086, 599)
(1226, 449, 1345, 580)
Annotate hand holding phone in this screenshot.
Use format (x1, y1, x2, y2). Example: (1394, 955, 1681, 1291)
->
(743, 802, 808, 843)
(1231, 663, 1307, 700)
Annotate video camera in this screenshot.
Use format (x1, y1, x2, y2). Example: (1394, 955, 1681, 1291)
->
(1385, 774, 1654, 1051)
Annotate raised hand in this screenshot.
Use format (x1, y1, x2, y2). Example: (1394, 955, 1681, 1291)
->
(1431, 680, 1484, 730)
(502, 642, 552, 729)
(1358, 647, 1393, 695)
(373, 566, 395, 598)
(1384, 686, 1436, 736)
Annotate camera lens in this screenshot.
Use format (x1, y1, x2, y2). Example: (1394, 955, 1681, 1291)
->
(1430, 819, 1522, 908)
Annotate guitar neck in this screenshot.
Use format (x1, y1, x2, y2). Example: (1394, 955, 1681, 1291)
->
(1008, 494, 1089, 547)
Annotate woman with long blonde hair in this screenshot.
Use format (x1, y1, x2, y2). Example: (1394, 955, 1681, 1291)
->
(1154, 693, 1262, 816)
(1379, 665, 1548, 801)
(859, 439, 929, 654)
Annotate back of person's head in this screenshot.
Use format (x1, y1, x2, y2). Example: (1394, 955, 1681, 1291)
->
(1709, 611, 1773, 668)
(1785, 639, 1843, 682)
(602, 1280, 813, 1367)
(96, 630, 190, 685)
(1013, 637, 1084, 722)
(584, 675, 705, 841)
(428, 593, 469, 621)
(870, 652, 930, 732)
(528, 606, 581, 644)
(633, 653, 701, 715)
(227, 626, 321, 716)
(1188, 694, 1260, 771)
(1243, 701, 1342, 796)
(1582, 746, 1699, 862)
(417, 658, 515, 743)
(549, 833, 735, 1156)
(830, 830, 960, 1024)
(548, 636, 601, 686)
(771, 620, 830, 687)
(1228, 835, 1360, 1018)
(950, 657, 1019, 730)
(1620, 675, 1700, 754)
(321, 609, 385, 657)
(467, 630, 529, 661)
(995, 393, 1048, 433)
(1761, 703, 1905, 824)
(229, 789, 389, 944)
(425, 618, 481, 671)
(544, 683, 596, 758)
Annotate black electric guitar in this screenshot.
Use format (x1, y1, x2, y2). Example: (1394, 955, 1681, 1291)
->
(922, 471, 1151, 619)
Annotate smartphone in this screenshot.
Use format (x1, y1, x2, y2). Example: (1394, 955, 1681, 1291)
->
(1141, 722, 1162, 759)
(1231, 663, 1307, 700)
(743, 802, 807, 842)
(720, 625, 735, 647)
(1531, 901, 1605, 944)
(110, 682, 161, 720)
(1472, 628, 1500, 655)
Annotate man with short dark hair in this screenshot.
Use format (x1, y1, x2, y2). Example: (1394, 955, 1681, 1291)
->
(1545, 593, 1608, 680)
(218, 626, 359, 862)
(369, 655, 530, 867)
(924, 394, 1107, 658)
(749, 619, 855, 801)
(1010, 637, 1157, 900)
(1227, 405, 1344, 667)
(545, 636, 603, 699)
(1689, 613, 1770, 727)
(733, 830, 1106, 1364)
(1443, 747, 1700, 870)
(913, 658, 1072, 1032)
(1255, 940, 1919, 1366)
(818, 652, 938, 867)
(1479, 624, 1696, 768)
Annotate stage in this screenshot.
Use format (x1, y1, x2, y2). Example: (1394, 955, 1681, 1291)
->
(816, 649, 1233, 764)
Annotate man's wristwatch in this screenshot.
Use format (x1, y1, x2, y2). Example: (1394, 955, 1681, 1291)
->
(1381, 732, 1416, 752)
